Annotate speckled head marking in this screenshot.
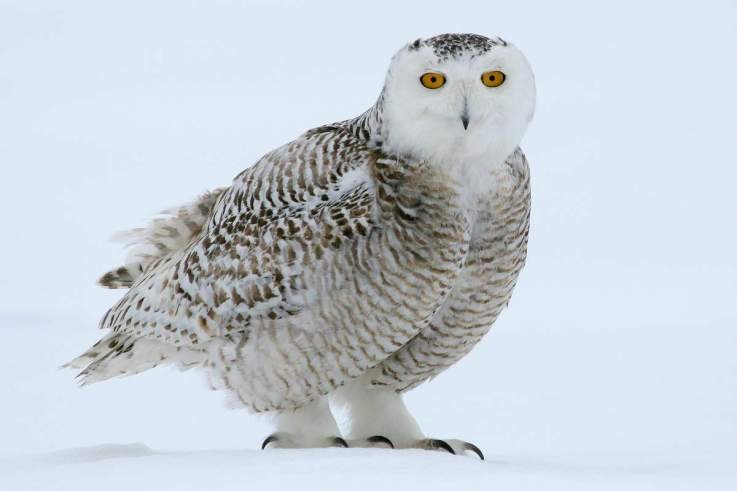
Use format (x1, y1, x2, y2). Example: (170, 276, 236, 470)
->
(412, 33, 508, 61)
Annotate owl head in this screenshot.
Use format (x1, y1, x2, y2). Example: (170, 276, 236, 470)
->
(379, 33, 536, 175)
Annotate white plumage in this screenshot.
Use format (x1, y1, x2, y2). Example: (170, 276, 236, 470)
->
(67, 33, 536, 457)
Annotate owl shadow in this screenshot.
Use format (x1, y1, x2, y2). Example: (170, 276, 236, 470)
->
(15, 443, 256, 466)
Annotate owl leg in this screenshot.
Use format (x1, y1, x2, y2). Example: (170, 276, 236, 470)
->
(333, 375, 484, 459)
(261, 396, 346, 449)
(332, 375, 423, 448)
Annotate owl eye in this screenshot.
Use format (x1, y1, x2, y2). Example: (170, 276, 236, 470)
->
(481, 70, 506, 87)
(420, 72, 446, 89)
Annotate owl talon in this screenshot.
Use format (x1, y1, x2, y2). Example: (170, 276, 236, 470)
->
(422, 438, 456, 455)
(462, 441, 484, 460)
(331, 437, 349, 448)
(261, 434, 280, 449)
(418, 438, 484, 459)
(366, 435, 395, 448)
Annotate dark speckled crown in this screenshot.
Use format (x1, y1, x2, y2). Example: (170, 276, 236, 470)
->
(409, 33, 507, 61)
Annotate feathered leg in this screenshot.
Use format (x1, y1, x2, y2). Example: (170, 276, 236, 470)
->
(261, 396, 346, 449)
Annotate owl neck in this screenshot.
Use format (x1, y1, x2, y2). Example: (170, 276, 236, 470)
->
(349, 97, 516, 202)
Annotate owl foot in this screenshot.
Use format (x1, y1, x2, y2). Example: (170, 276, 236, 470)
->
(261, 432, 348, 449)
(417, 438, 484, 460)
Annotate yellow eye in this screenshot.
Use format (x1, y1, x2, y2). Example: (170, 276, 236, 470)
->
(481, 70, 506, 87)
(420, 72, 446, 89)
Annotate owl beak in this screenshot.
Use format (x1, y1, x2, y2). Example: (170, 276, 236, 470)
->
(460, 99, 470, 130)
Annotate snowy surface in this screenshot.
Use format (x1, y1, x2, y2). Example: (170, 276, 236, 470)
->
(1, 1, 736, 490)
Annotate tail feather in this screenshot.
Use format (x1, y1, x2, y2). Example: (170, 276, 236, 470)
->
(97, 263, 144, 289)
(98, 188, 226, 289)
(64, 333, 207, 385)
(68, 189, 226, 382)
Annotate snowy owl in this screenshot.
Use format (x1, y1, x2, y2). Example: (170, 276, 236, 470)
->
(67, 33, 535, 458)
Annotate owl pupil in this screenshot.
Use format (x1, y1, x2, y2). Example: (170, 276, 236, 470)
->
(489, 75, 495, 81)
(430, 76, 437, 83)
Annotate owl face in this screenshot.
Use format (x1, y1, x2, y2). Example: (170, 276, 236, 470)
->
(381, 34, 536, 174)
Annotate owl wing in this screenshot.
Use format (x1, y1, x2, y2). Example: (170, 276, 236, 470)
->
(70, 124, 464, 409)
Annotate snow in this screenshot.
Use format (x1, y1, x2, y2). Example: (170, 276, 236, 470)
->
(1, 1, 736, 490)
(4, 446, 730, 491)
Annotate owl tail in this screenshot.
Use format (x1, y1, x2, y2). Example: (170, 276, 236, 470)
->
(98, 188, 227, 289)
(63, 333, 207, 385)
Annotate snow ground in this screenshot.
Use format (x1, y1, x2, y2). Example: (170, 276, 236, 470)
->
(1, 1, 736, 490)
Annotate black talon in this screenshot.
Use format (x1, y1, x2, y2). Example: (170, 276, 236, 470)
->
(261, 434, 279, 450)
(367, 435, 395, 448)
(426, 438, 455, 455)
(331, 437, 349, 448)
(463, 442, 484, 460)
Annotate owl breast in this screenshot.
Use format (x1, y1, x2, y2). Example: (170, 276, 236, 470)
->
(370, 148, 531, 391)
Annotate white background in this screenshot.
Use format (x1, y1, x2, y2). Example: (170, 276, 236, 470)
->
(1, 1, 735, 489)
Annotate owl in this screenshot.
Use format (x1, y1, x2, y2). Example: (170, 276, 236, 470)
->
(67, 33, 536, 459)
